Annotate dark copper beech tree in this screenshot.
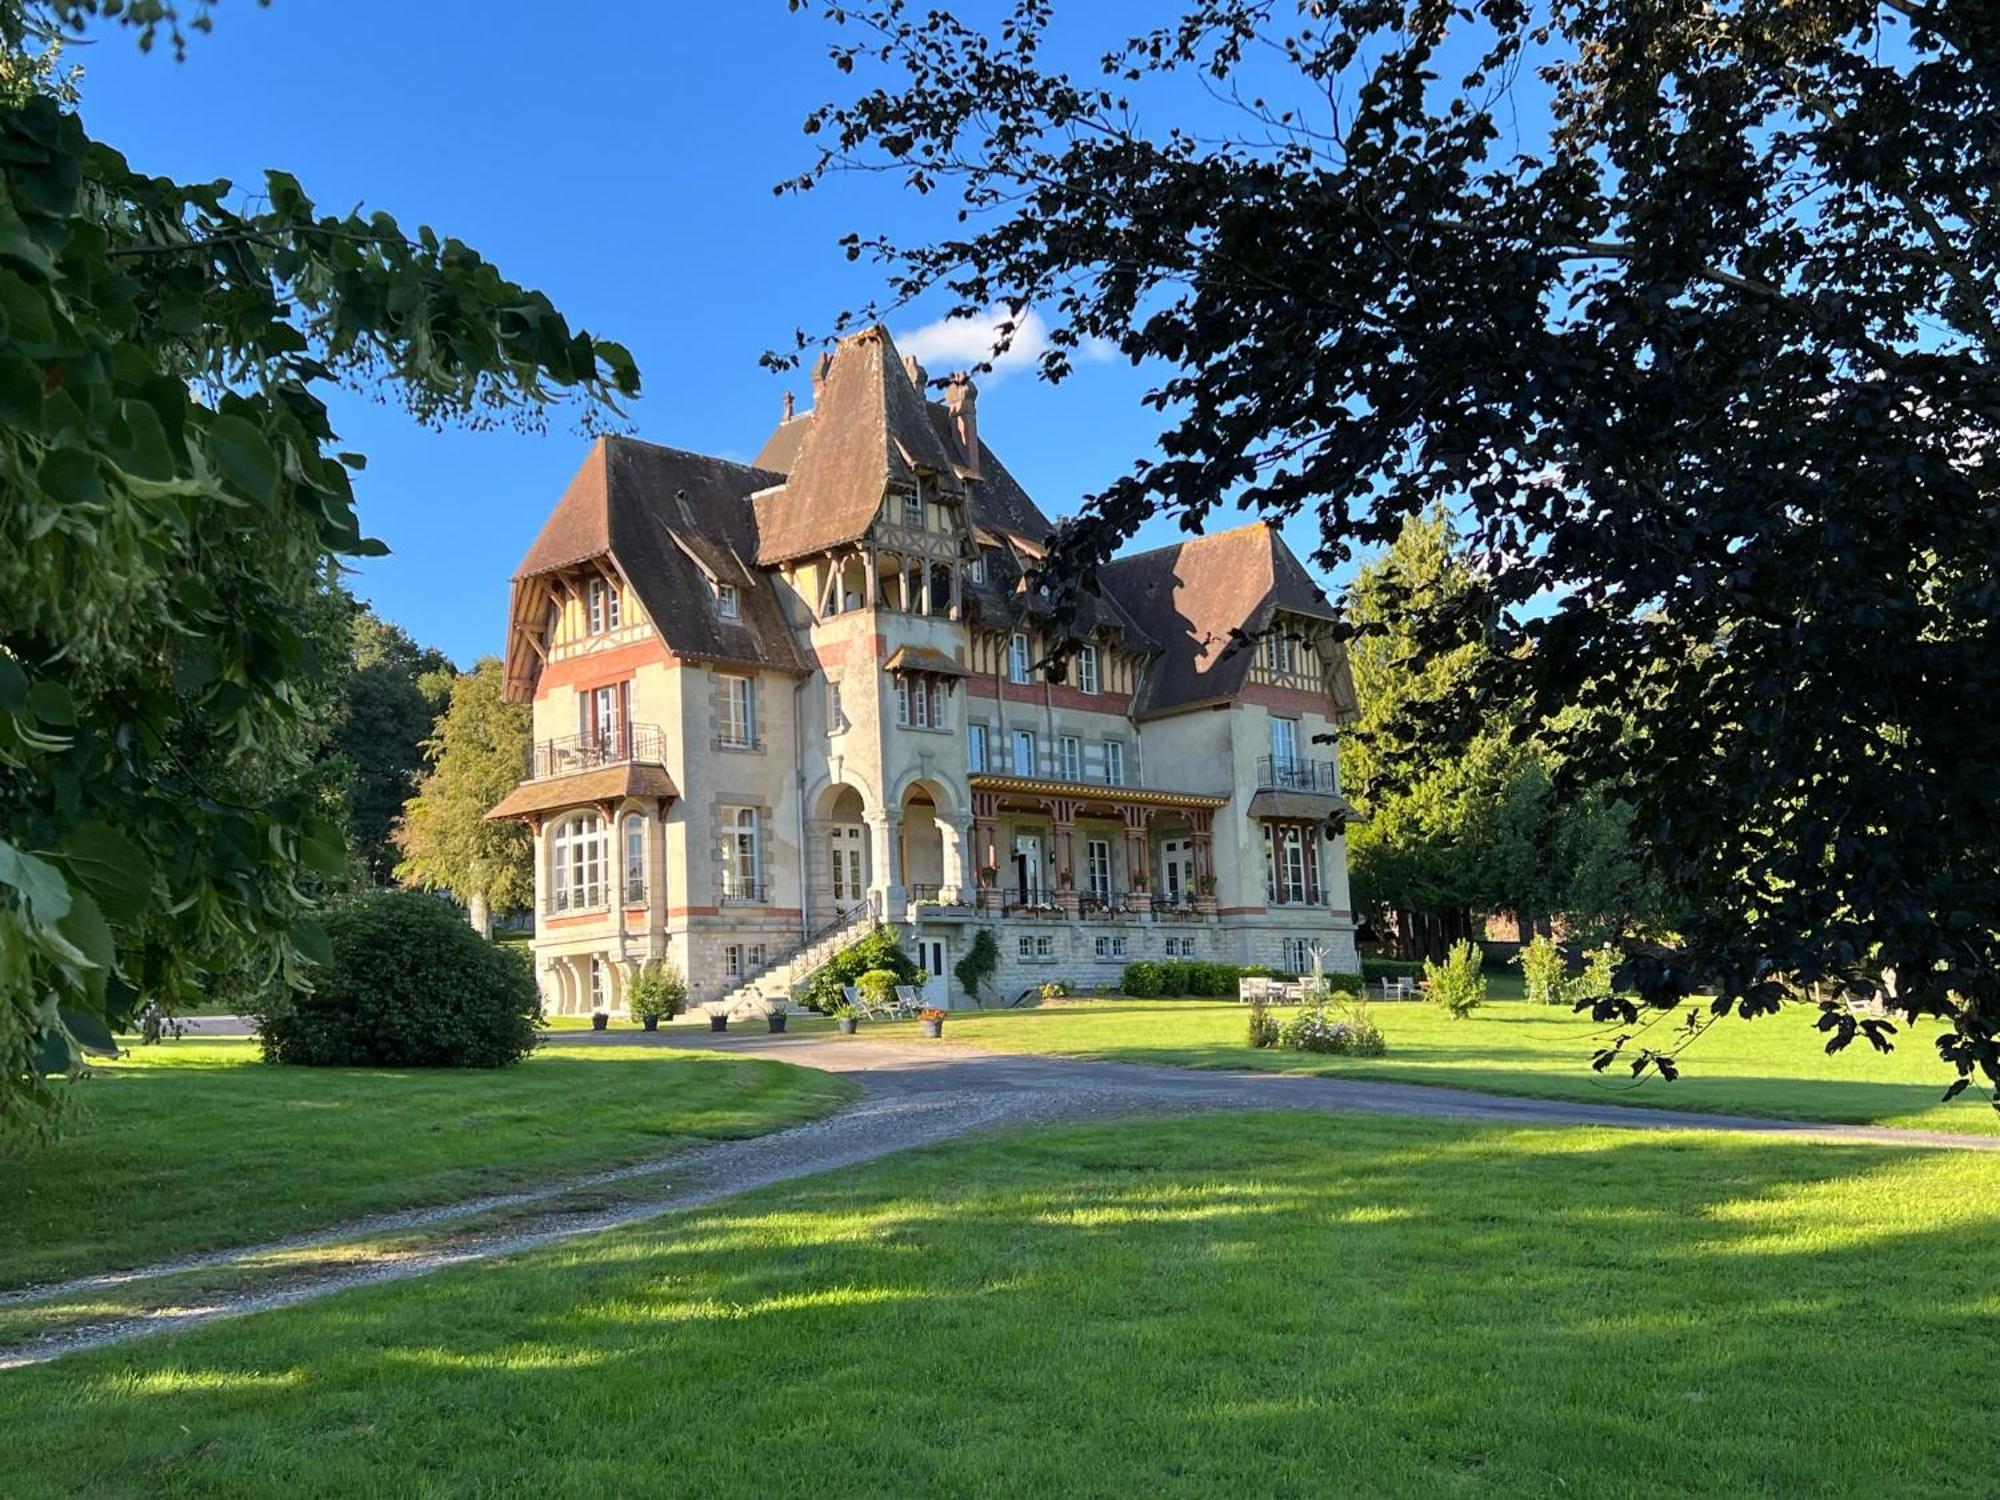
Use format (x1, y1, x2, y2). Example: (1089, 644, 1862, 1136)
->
(780, 0, 1999, 1099)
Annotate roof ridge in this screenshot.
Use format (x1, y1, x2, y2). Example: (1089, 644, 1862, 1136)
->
(605, 432, 784, 483)
(1100, 517, 1275, 570)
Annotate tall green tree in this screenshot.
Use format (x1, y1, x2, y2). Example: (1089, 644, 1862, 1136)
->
(395, 658, 533, 934)
(333, 605, 453, 884)
(0, 4, 637, 1135)
(786, 0, 1999, 1100)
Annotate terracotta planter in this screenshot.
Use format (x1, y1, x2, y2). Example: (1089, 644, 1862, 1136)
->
(709, 1015, 728, 1033)
(837, 1016, 859, 1035)
(920, 1018, 944, 1039)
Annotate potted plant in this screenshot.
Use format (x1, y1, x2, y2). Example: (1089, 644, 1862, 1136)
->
(628, 959, 686, 1033)
(917, 1006, 947, 1039)
(765, 996, 791, 1034)
(977, 864, 998, 887)
(831, 1000, 859, 1035)
(591, 1009, 609, 1032)
(705, 1001, 730, 1033)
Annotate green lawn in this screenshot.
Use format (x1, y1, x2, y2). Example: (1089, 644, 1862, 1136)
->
(870, 998, 1996, 1133)
(3, 1113, 1994, 1496)
(1, 1041, 855, 1289)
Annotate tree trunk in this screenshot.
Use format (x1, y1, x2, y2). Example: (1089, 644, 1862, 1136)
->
(467, 890, 491, 938)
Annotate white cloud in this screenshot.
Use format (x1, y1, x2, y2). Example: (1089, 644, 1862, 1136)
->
(893, 306, 1113, 383)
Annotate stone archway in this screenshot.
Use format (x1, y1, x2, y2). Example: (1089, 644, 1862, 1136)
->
(897, 775, 968, 905)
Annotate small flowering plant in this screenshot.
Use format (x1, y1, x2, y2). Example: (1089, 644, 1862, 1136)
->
(917, 1007, 948, 1023)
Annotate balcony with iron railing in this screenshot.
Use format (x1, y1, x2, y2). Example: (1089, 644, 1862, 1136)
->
(526, 722, 667, 781)
(968, 747, 1131, 789)
(1256, 756, 1339, 794)
(719, 880, 770, 906)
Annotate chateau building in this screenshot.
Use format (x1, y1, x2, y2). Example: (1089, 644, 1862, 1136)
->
(488, 325, 1360, 1014)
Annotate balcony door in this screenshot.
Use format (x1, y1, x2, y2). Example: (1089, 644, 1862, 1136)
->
(1012, 833, 1043, 901)
(1161, 838, 1195, 904)
(580, 682, 628, 759)
(1269, 715, 1299, 772)
(830, 823, 866, 907)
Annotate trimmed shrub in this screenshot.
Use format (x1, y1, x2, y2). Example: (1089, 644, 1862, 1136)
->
(1425, 940, 1486, 1020)
(1039, 980, 1070, 1000)
(799, 925, 919, 1014)
(1121, 960, 1165, 998)
(258, 891, 540, 1068)
(628, 960, 687, 1024)
(856, 968, 900, 1007)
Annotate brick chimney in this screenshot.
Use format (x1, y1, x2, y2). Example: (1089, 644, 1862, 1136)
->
(902, 354, 928, 391)
(781, 389, 795, 421)
(945, 373, 980, 478)
(810, 351, 832, 406)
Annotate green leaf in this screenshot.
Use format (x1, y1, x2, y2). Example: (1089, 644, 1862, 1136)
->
(54, 821, 153, 923)
(37, 446, 105, 507)
(299, 817, 348, 879)
(108, 398, 175, 482)
(290, 917, 334, 968)
(204, 414, 279, 502)
(26, 679, 73, 725)
(0, 653, 25, 711)
(56, 1001, 118, 1055)
(0, 837, 71, 925)
(54, 887, 113, 1007)
(0, 353, 44, 430)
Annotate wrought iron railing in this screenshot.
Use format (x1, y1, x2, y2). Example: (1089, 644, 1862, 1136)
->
(906, 883, 970, 906)
(712, 731, 766, 752)
(526, 722, 666, 780)
(719, 881, 769, 906)
(972, 748, 1131, 788)
(1150, 893, 1204, 919)
(544, 886, 608, 915)
(1002, 887, 1066, 913)
(1256, 756, 1339, 793)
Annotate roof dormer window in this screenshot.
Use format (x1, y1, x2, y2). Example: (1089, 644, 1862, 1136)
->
(903, 490, 924, 529)
(715, 581, 740, 620)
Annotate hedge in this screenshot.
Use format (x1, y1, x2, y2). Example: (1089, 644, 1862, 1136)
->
(1121, 960, 1364, 999)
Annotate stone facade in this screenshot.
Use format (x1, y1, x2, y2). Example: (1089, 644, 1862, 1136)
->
(489, 326, 1361, 1013)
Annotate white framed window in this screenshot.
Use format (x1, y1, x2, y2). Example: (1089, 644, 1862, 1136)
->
(1034, 935, 1054, 958)
(969, 555, 985, 584)
(1263, 824, 1313, 904)
(1011, 729, 1036, 775)
(1017, 934, 1035, 959)
(715, 581, 740, 619)
(1283, 937, 1316, 974)
(1270, 716, 1299, 769)
(719, 807, 760, 900)
(895, 677, 910, 727)
(1263, 632, 1296, 674)
(1059, 735, 1082, 781)
(902, 491, 924, 529)
(1077, 644, 1099, 695)
(580, 683, 624, 754)
(968, 723, 990, 772)
(749, 943, 766, 969)
(590, 956, 607, 1010)
(828, 680, 844, 733)
(725, 944, 744, 979)
(1094, 934, 1128, 960)
(1086, 838, 1112, 900)
(551, 813, 606, 912)
(1009, 632, 1032, 684)
(719, 674, 756, 748)
(622, 813, 645, 903)
(1103, 741, 1125, 787)
(587, 577, 620, 634)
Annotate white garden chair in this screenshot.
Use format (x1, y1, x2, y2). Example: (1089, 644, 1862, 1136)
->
(891, 984, 924, 1018)
(843, 984, 883, 1021)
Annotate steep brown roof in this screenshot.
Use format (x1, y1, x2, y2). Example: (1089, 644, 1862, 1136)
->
(505, 437, 805, 697)
(753, 412, 812, 475)
(1099, 522, 1346, 717)
(753, 326, 966, 564)
(487, 762, 680, 822)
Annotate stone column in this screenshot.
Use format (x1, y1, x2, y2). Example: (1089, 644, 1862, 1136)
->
(1051, 798, 1080, 915)
(941, 818, 972, 904)
(1120, 805, 1150, 918)
(867, 810, 904, 916)
(1190, 807, 1217, 917)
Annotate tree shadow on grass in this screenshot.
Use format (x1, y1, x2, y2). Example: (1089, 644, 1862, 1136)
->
(9, 1113, 2000, 1497)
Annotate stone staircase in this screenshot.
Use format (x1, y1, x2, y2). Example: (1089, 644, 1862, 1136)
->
(716, 895, 882, 1018)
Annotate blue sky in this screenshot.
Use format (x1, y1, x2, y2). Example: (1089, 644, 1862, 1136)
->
(75, 2, 1362, 666)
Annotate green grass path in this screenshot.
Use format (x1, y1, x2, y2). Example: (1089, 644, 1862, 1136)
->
(2, 1112, 1994, 1496)
(1, 1041, 855, 1289)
